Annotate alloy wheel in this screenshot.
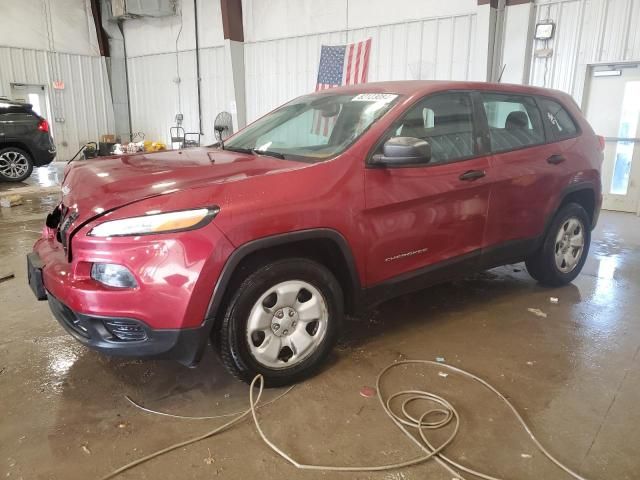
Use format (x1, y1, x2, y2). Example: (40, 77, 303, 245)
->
(0, 151, 30, 180)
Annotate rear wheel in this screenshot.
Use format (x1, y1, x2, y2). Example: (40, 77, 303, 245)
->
(216, 258, 343, 386)
(525, 202, 590, 286)
(0, 147, 33, 182)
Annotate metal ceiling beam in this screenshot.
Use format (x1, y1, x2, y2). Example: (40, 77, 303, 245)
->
(220, 0, 244, 42)
(90, 0, 110, 57)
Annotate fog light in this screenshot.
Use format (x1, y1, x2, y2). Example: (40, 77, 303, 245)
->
(103, 319, 147, 341)
(91, 263, 137, 288)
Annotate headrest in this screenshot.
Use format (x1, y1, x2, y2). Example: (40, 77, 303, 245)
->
(505, 111, 529, 129)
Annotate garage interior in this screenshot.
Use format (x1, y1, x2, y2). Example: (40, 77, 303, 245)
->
(1, 0, 640, 479)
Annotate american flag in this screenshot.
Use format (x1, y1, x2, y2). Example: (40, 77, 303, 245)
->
(313, 38, 372, 135)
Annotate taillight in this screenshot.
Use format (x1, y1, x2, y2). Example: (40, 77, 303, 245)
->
(597, 135, 605, 151)
(38, 118, 49, 133)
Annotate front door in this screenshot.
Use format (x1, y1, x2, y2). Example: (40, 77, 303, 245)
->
(584, 65, 640, 213)
(363, 91, 491, 286)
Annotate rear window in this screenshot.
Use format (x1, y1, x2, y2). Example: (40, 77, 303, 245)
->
(0, 101, 31, 115)
(538, 98, 579, 141)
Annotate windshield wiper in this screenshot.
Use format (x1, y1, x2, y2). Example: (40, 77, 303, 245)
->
(251, 148, 285, 159)
(224, 146, 286, 160)
(223, 146, 252, 154)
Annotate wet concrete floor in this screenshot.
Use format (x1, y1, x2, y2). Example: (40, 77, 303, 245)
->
(1, 165, 639, 479)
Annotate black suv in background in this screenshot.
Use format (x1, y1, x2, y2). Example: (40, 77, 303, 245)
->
(0, 98, 56, 182)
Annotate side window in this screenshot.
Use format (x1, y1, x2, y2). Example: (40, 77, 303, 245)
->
(390, 92, 475, 164)
(538, 98, 579, 140)
(481, 93, 545, 152)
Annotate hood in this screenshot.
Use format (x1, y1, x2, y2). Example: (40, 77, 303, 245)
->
(60, 148, 306, 223)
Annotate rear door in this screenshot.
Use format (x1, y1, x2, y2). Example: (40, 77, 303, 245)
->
(363, 91, 491, 286)
(480, 92, 563, 250)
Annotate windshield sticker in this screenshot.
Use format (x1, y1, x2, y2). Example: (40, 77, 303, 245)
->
(351, 93, 398, 103)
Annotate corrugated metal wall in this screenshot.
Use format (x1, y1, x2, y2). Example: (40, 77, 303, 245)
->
(0, 46, 115, 161)
(244, 14, 477, 123)
(244, 31, 346, 123)
(530, 0, 640, 104)
(348, 15, 477, 82)
(127, 46, 229, 146)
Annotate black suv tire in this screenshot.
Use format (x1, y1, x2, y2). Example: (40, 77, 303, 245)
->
(526, 202, 591, 287)
(0, 147, 34, 182)
(216, 258, 343, 387)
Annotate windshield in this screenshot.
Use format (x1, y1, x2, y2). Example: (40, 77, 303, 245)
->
(224, 93, 400, 162)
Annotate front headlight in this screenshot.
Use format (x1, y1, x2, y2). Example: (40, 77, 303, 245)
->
(88, 207, 218, 237)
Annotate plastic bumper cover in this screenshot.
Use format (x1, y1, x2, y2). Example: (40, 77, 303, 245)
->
(46, 292, 209, 366)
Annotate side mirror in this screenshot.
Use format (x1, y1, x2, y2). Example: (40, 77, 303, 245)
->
(372, 137, 431, 167)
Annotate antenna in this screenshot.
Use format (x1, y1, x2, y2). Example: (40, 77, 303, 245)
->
(497, 64, 506, 83)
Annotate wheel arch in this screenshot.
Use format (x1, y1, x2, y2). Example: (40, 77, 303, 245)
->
(0, 141, 34, 159)
(543, 182, 599, 238)
(202, 228, 362, 342)
(556, 183, 597, 229)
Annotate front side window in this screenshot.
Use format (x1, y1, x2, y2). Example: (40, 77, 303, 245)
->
(224, 93, 399, 163)
(481, 93, 545, 152)
(380, 92, 475, 164)
(538, 97, 579, 141)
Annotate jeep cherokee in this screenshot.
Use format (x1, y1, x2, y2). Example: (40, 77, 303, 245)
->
(28, 81, 602, 386)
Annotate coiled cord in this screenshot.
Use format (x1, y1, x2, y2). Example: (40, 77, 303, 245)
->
(102, 360, 591, 480)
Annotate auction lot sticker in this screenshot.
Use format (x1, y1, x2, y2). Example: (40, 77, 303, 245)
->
(351, 93, 398, 102)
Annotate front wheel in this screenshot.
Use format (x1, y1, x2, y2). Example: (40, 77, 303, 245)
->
(525, 202, 591, 286)
(216, 258, 343, 386)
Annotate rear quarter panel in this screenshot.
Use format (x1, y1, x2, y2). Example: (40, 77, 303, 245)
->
(555, 91, 603, 219)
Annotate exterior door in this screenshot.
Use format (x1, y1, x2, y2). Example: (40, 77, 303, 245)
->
(585, 65, 640, 213)
(363, 92, 491, 286)
(481, 92, 573, 247)
(10, 83, 49, 118)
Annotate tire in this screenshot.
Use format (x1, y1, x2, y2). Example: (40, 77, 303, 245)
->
(525, 202, 591, 287)
(216, 258, 344, 387)
(0, 147, 34, 182)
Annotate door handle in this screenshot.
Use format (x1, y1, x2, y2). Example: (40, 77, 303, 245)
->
(547, 154, 566, 165)
(459, 170, 486, 181)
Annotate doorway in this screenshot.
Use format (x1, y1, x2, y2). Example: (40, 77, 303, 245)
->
(584, 64, 640, 213)
(9, 83, 50, 119)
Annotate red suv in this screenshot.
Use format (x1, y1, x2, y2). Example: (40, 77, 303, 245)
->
(28, 81, 602, 386)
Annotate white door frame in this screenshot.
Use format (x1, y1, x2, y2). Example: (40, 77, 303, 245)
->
(9, 83, 53, 123)
(579, 59, 640, 108)
(582, 61, 640, 215)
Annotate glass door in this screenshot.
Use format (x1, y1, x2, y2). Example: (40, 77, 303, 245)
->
(585, 65, 640, 213)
